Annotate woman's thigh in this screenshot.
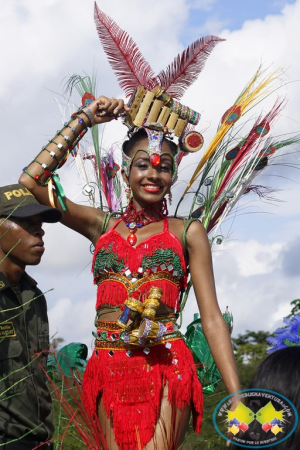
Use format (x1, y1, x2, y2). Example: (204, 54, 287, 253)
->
(97, 397, 119, 450)
(145, 383, 191, 450)
(97, 383, 191, 450)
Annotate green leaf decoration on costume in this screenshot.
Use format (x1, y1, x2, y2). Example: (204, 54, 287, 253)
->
(47, 342, 88, 380)
(92, 330, 110, 341)
(142, 248, 184, 277)
(93, 244, 125, 277)
(185, 310, 233, 394)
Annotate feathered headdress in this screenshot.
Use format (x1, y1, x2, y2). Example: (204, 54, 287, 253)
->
(94, 1, 224, 176)
(94, 2, 224, 100)
(68, 3, 300, 233)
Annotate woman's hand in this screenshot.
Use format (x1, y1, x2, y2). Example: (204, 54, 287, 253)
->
(84, 96, 130, 125)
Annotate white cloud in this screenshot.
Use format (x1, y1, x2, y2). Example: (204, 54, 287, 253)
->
(203, 240, 296, 336)
(48, 297, 96, 352)
(195, 16, 230, 35)
(222, 240, 284, 276)
(181, 232, 297, 337)
(269, 300, 293, 326)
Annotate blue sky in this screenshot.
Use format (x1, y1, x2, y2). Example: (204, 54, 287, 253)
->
(187, 0, 296, 31)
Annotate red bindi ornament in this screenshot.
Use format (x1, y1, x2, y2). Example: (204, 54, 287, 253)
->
(150, 153, 160, 166)
(127, 233, 137, 246)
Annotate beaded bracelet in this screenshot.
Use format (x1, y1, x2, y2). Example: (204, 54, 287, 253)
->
(23, 114, 88, 185)
(22, 114, 88, 210)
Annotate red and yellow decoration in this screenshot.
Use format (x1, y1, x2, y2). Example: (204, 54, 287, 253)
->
(181, 131, 204, 153)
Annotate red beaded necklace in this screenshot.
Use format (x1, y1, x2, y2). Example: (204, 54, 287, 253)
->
(122, 199, 168, 246)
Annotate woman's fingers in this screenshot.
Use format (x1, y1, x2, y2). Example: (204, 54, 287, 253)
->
(87, 96, 129, 123)
(96, 97, 124, 113)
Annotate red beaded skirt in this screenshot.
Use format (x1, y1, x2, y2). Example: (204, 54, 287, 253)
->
(82, 319, 203, 450)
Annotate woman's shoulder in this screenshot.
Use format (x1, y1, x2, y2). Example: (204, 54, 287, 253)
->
(167, 216, 204, 250)
(167, 216, 185, 234)
(167, 216, 203, 233)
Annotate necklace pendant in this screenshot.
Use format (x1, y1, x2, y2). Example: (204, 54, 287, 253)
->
(127, 233, 137, 246)
(129, 222, 137, 230)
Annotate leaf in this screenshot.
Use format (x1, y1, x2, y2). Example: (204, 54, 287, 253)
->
(94, 2, 156, 96)
(157, 35, 225, 99)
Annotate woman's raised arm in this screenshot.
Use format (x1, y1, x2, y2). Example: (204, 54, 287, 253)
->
(186, 220, 241, 396)
(19, 96, 128, 242)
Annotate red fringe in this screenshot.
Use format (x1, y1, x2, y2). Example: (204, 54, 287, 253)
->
(82, 339, 203, 450)
(96, 279, 182, 310)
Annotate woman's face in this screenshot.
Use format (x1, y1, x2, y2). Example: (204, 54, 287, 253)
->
(125, 138, 174, 208)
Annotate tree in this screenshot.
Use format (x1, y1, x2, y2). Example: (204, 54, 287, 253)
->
(232, 330, 271, 364)
(287, 298, 300, 317)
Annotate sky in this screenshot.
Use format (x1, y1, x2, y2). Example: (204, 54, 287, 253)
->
(1, 0, 300, 353)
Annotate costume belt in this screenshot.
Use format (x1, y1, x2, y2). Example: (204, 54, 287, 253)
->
(93, 287, 183, 351)
(94, 314, 182, 351)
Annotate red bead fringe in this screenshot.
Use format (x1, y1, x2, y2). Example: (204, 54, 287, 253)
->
(82, 339, 203, 450)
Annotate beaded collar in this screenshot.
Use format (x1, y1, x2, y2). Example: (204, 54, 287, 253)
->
(121, 198, 168, 246)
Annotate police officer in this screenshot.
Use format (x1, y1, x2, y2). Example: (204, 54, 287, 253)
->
(0, 184, 61, 449)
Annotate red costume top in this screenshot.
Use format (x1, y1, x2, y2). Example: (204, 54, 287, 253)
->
(92, 218, 187, 311)
(83, 218, 203, 450)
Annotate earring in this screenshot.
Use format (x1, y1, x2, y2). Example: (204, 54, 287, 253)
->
(125, 186, 132, 203)
(168, 191, 172, 205)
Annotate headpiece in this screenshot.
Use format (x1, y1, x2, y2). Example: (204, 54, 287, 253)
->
(72, 4, 300, 233)
(266, 315, 300, 353)
(93, 2, 223, 182)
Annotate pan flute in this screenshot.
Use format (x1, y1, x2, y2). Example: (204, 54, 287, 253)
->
(124, 86, 201, 137)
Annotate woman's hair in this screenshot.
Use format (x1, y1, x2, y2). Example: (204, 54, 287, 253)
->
(233, 347, 300, 449)
(251, 347, 300, 450)
(122, 128, 178, 157)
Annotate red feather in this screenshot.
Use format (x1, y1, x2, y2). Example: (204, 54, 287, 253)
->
(214, 99, 285, 201)
(94, 2, 156, 97)
(207, 201, 228, 233)
(157, 36, 225, 100)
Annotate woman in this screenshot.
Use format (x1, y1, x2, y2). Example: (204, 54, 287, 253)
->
(19, 96, 240, 450)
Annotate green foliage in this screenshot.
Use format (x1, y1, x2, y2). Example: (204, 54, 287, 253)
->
(232, 330, 271, 365)
(287, 298, 300, 317)
(182, 383, 229, 449)
(52, 391, 87, 450)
